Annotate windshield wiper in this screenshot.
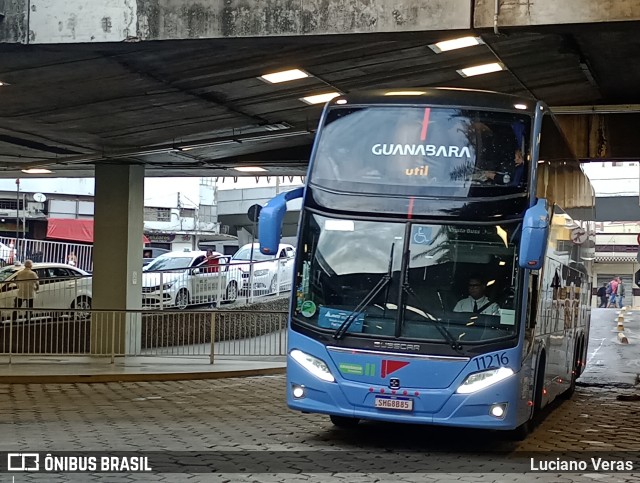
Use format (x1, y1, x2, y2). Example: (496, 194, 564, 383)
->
(334, 244, 395, 340)
(403, 287, 463, 352)
(401, 264, 463, 353)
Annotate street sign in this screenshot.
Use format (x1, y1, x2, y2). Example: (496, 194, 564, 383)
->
(247, 204, 262, 223)
(570, 227, 587, 245)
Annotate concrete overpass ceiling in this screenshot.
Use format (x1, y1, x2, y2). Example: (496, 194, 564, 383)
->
(1, 21, 640, 177)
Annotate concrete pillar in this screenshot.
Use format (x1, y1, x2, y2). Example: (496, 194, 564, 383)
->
(91, 163, 144, 355)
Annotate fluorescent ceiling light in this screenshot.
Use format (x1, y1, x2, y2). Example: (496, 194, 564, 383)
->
(514, 103, 528, 110)
(385, 91, 426, 96)
(300, 92, 341, 105)
(457, 62, 505, 78)
(234, 166, 267, 173)
(429, 36, 483, 53)
(21, 168, 52, 174)
(259, 69, 309, 84)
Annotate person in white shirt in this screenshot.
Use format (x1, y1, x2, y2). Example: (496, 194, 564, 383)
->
(453, 276, 500, 315)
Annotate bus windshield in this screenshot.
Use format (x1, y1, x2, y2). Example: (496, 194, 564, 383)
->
(311, 106, 531, 197)
(293, 213, 521, 349)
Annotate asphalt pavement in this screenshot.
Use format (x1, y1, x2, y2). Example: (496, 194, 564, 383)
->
(0, 307, 639, 482)
(580, 307, 640, 388)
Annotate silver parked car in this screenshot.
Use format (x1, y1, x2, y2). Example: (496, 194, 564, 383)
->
(142, 250, 239, 309)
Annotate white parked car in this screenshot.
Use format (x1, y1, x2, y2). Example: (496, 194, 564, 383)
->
(142, 250, 238, 309)
(0, 262, 92, 318)
(0, 241, 14, 265)
(231, 243, 296, 296)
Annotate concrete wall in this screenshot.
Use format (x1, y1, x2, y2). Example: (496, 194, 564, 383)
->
(593, 197, 640, 223)
(28, 0, 137, 43)
(475, 0, 640, 28)
(6, 0, 640, 44)
(4, 0, 472, 43)
(137, 0, 471, 40)
(0, 0, 29, 43)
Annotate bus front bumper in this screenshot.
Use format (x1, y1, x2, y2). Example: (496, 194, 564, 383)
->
(287, 362, 524, 430)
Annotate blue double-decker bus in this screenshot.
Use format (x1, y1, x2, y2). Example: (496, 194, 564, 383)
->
(259, 88, 595, 438)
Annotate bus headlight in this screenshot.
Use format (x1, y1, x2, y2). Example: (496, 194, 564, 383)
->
(290, 349, 335, 383)
(456, 367, 514, 394)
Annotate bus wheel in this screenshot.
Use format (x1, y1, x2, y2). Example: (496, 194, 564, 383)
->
(533, 355, 546, 415)
(560, 346, 578, 399)
(508, 420, 531, 441)
(576, 336, 586, 377)
(509, 355, 545, 441)
(330, 415, 360, 428)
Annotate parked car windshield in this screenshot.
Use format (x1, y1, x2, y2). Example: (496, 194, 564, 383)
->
(232, 246, 276, 262)
(0, 266, 19, 282)
(145, 256, 194, 271)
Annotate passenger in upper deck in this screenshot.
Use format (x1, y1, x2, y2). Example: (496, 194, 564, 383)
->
(482, 148, 525, 186)
(471, 122, 525, 186)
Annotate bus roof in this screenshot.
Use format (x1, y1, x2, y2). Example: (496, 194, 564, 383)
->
(328, 88, 538, 114)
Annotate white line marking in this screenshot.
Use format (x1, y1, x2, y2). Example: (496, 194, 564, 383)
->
(587, 338, 606, 366)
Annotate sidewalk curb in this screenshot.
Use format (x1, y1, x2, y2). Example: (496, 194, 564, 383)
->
(0, 367, 286, 384)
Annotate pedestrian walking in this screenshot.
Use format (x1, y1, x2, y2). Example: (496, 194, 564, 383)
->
(12, 259, 39, 322)
(596, 283, 608, 308)
(617, 277, 625, 308)
(606, 277, 619, 308)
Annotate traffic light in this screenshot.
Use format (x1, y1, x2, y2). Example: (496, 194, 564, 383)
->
(635, 269, 640, 288)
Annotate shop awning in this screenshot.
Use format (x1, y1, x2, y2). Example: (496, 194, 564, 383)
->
(47, 218, 150, 244)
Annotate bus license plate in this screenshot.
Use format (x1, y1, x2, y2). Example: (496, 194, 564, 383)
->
(374, 396, 413, 411)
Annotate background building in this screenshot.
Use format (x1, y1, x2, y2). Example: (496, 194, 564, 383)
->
(0, 177, 224, 252)
(582, 161, 640, 306)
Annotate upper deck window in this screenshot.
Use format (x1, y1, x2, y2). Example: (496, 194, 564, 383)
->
(310, 106, 531, 197)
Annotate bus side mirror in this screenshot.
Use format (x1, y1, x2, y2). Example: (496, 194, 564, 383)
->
(518, 198, 549, 270)
(259, 187, 304, 255)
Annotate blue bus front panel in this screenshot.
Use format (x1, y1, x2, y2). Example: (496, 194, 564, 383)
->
(287, 333, 528, 430)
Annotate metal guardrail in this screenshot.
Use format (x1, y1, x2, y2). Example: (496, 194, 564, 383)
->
(0, 308, 288, 363)
(0, 236, 93, 272)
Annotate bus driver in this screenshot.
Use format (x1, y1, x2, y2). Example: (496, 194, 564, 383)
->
(453, 276, 500, 315)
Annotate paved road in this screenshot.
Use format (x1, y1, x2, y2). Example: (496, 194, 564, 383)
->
(1, 309, 639, 482)
(580, 307, 640, 387)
